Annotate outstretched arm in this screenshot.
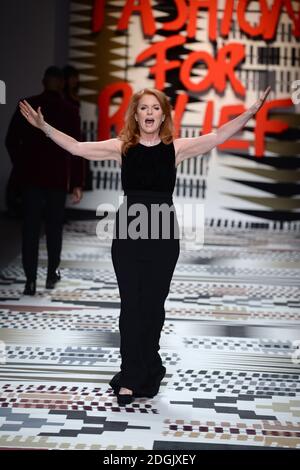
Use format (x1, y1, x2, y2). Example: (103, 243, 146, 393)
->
(19, 99, 122, 163)
(174, 86, 271, 167)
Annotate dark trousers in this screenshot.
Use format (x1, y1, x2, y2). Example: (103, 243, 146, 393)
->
(109, 191, 180, 396)
(21, 186, 67, 281)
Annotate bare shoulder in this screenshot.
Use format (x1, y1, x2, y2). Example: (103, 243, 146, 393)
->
(173, 138, 188, 167)
(173, 134, 217, 167)
(113, 137, 122, 152)
(110, 138, 123, 166)
(105, 137, 122, 159)
(173, 137, 198, 156)
(173, 138, 181, 156)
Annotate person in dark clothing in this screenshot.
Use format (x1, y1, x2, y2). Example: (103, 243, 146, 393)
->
(5, 66, 85, 296)
(19, 86, 271, 405)
(63, 65, 80, 110)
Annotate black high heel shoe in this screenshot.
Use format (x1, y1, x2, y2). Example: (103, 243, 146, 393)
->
(46, 269, 61, 289)
(23, 280, 36, 296)
(117, 392, 134, 406)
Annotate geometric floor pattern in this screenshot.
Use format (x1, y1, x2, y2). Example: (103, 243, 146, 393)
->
(0, 219, 299, 449)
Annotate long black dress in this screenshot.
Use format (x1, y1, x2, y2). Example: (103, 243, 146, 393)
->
(109, 140, 180, 398)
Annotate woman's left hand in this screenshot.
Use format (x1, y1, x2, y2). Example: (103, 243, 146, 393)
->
(249, 86, 271, 115)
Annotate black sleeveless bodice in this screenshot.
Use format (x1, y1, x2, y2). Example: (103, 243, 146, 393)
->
(121, 141, 177, 194)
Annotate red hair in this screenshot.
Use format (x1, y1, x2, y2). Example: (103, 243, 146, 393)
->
(118, 88, 174, 155)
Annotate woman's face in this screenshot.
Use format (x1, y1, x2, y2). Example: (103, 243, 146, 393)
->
(135, 94, 165, 135)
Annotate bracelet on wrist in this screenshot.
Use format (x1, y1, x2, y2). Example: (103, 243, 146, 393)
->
(44, 124, 52, 138)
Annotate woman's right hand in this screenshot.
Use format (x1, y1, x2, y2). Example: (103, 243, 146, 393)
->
(19, 99, 45, 130)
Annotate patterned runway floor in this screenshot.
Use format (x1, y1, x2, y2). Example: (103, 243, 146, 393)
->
(0, 219, 299, 450)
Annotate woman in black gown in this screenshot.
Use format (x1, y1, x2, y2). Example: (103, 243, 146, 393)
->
(19, 86, 271, 406)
